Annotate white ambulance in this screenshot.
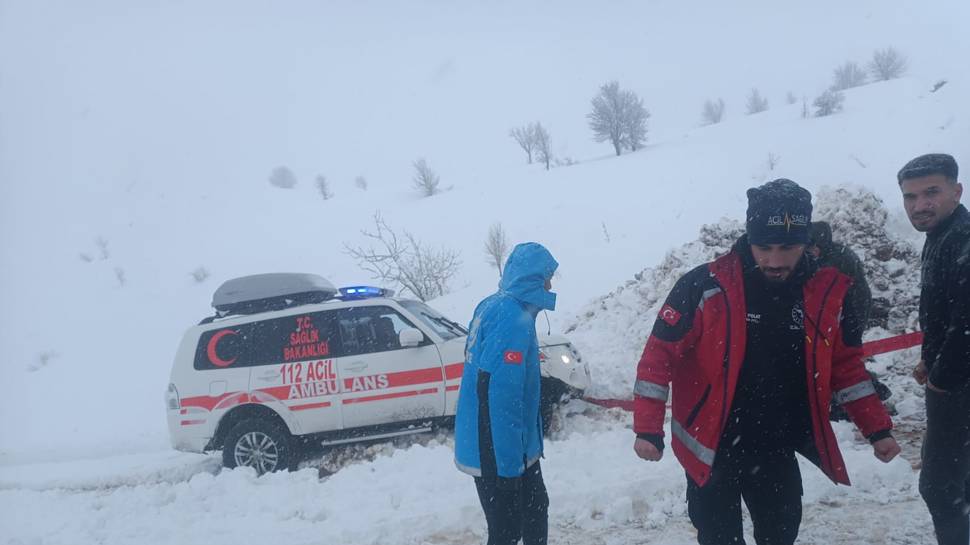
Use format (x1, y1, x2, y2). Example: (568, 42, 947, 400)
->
(166, 273, 590, 473)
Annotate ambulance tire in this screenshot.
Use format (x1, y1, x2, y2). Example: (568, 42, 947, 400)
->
(223, 417, 298, 474)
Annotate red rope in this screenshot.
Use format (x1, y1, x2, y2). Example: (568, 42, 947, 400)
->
(861, 331, 923, 357)
(583, 331, 923, 412)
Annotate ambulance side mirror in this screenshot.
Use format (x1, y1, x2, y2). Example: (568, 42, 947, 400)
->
(399, 328, 425, 348)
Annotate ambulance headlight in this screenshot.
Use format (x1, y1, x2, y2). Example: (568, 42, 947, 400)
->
(560, 354, 571, 364)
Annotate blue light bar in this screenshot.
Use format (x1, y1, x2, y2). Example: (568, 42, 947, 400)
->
(338, 286, 395, 300)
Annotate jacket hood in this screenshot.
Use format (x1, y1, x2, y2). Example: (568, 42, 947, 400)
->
(499, 242, 558, 311)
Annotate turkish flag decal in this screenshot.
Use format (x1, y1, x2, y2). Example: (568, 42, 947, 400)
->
(659, 304, 682, 326)
(503, 350, 524, 365)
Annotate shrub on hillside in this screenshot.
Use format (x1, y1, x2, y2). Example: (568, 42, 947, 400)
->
(813, 89, 845, 117)
(412, 158, 440, 197)
(701, 98, 725, 125)
(745, 88, 769, 115)
(831, 61, 867, 91)
(315, 175, 333, 200)
(869, 47, 907, 81)
(269, 166, 298, 189)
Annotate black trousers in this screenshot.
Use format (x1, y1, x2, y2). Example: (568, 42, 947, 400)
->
(920, 387, 970, 545)
(474, 461, 549, 545)
(686, 448, 803, 545)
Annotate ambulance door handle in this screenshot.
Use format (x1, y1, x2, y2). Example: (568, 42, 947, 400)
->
(345, 361, 368, 372)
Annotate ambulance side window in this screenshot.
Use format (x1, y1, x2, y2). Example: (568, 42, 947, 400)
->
(193, 311, 338, 370)
(255, 311, 338, 366)
(336, 306, 425, 357)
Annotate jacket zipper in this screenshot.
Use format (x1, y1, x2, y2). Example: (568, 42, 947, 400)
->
(718, 285, 732, 431)
(684, 384, 712, 428)
(811, 276, 839, 473)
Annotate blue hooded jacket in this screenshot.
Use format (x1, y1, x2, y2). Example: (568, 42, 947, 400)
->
(454, 242, 558, 479)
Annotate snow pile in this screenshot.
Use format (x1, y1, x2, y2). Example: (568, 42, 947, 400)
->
(812, 184, 921, 333)
(564, 185, 922, 400)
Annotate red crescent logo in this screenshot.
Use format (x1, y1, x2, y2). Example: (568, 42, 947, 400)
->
(207, 329, 239, 367)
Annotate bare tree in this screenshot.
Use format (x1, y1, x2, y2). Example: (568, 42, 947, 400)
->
(510, 124, 538, 164)
(534, 122, 552, 170)
(813, 89, 845, 117)
(701, 98, 725, 125)
(745, 88, 769, 115)
(831, 61, 867, 91)
(786, 91, 798, 105)
(315, 175, 333, 200)
(354, 175, 368, 191)
(345, 212, 461, 301)
(868, 47, 907, 81)
(588, 81, 649, 156)
(484, 222, 509, 276)
(269, 166, 298, 189)
(411, 158, 440, 197)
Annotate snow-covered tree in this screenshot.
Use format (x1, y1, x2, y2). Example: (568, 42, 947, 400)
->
(831, 61, 867, 91)
(354, 175, 368, 191)
(868, 47, 907, 81)
(588, 81, 649, 156)
(745, 88, 769, 115)
(534, 122, 552, 170)
(315, 175, 333, 200)
(813, 89, 845, 117)
(701, 98, 725, 125)
(411, 158, 440, 197)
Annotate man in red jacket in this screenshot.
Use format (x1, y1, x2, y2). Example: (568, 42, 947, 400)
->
(632, 179, 901, 545)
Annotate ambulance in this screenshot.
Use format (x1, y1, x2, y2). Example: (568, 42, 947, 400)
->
(166, 273, 590, 473)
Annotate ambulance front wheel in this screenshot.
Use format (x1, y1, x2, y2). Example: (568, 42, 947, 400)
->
(222, 417, 297, 474)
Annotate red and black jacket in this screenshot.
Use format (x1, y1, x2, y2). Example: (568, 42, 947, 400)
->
(633, 243, 892, 486)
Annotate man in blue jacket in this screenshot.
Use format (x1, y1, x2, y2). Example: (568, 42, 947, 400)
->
(455, 242, 558, 545)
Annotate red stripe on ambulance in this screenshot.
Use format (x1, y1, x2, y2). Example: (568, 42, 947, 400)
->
(343, 387, 439, 405)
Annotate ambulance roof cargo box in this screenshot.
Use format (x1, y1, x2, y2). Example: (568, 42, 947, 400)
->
(208, 273, 337, 320)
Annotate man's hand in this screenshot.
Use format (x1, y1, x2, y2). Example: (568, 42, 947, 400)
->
(926, 381, 948, 393)
(872, 437, 901, 463)
(913, 360, 928, 385)
(634, 438, 662, 461)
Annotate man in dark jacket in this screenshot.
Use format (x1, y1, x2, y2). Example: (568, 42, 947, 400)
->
(809, 221, 873, 327)
(898, 153, 970, 545)
(633, 179, 900, 545)
(455, 242, 558, 545)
